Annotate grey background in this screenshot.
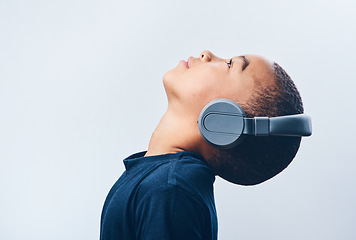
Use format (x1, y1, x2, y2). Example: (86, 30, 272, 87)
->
(1, 0, 355, 239)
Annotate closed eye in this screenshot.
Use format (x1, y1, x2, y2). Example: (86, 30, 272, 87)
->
(226, 59, 232, 68)
(241, 56, 249, 71)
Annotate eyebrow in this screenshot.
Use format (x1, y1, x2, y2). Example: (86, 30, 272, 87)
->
(240, 56, 249, 71)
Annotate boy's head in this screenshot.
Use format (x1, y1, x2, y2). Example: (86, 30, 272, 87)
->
(163, 50, 303, 185)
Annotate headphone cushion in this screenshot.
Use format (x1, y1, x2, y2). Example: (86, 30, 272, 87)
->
(198, 99, 247, 149)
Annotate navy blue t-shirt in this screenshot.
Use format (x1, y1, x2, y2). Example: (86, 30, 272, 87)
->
(100, 151, 218, 240)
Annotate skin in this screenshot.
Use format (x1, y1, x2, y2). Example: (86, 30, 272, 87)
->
(145, 50, 275, 172)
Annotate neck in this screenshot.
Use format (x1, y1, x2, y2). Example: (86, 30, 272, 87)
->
(145, 109, 218, 174)
(145, 110, 200, 157)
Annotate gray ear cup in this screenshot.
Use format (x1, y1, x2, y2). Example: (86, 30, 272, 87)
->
(198, 99, 247, 149)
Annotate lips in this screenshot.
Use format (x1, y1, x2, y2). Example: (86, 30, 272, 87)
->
(187, 56, 193, 68)
(180, 56, 193, 69)
(180, 60, 189, 68)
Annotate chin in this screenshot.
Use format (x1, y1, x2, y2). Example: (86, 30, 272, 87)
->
(162, 70, 177, 101)
(162, 71, 171, 93)
(163, 67, 181, 93)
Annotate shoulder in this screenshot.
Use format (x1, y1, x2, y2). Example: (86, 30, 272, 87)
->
(131, 152, 217, 240)
(133, 182, 212, 238)
(138, 151, 215, 195)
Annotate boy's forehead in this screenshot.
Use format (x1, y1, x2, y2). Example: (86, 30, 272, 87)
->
(242, 54, 274, 70)
(242, 54, 275, 87)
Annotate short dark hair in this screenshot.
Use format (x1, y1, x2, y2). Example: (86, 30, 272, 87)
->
(212, 62, 304, 185)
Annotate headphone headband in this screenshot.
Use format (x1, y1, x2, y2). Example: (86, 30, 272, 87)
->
(243, 115, 312, 136)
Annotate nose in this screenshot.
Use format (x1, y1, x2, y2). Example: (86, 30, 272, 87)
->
(199, 50, 225, 63)
(200, 50, 213, 62)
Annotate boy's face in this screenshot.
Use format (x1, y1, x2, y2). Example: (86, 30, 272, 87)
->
(163, 50, 275, 118)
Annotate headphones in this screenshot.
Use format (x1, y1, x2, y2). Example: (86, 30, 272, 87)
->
(198, 98, 312, 149)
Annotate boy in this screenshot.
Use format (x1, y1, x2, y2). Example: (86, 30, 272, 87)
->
(100, 50, 306, 239)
